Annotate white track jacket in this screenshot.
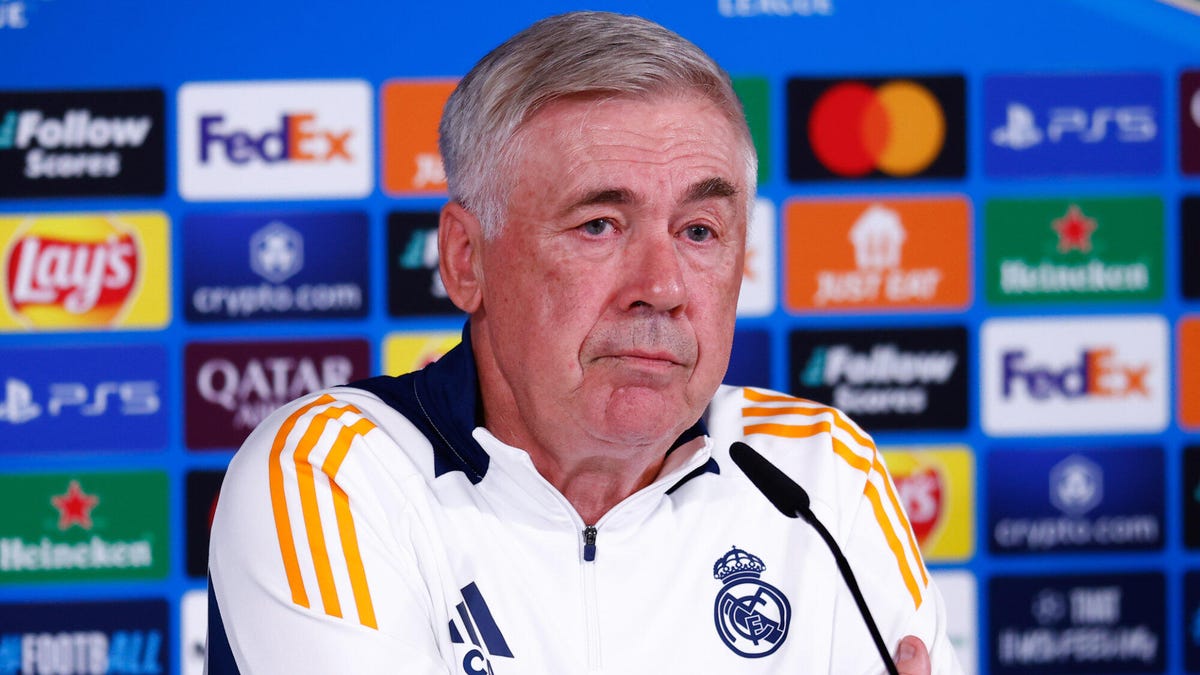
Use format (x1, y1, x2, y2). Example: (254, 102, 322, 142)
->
(207, 331, 962, 674)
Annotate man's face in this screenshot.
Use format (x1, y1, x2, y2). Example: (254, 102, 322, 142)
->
(472, 92, 749, 455)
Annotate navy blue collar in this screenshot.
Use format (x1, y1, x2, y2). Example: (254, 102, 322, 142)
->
(346, 323, 708, 484)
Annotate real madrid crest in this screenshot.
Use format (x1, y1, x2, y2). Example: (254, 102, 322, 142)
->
(712, 546, 792, 658)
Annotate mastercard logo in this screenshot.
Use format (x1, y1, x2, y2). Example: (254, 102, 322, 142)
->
(788, 75, 965, 181)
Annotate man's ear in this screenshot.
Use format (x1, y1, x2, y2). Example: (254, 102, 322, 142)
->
(438, 202, 484, 314)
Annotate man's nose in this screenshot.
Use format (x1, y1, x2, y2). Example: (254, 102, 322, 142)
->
(619, 229, 687, 315)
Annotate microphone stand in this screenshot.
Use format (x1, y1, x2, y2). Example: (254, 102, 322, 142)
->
(730, 441, 901, 675)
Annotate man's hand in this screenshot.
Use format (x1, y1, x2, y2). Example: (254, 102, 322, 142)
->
(894, 635, 931, 675)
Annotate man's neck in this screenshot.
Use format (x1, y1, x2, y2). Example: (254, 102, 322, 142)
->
(525, 446, 666, 525)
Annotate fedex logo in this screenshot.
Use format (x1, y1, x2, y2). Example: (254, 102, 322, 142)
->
(982, 316, 1166, 436)
(198, 113, 352, 165)
(1001, 349, 1149, 400)
(178, 80, 372, 201)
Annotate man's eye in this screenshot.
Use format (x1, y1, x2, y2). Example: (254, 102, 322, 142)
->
(684, 224, 713, 242)
(580, 218, 613, 236)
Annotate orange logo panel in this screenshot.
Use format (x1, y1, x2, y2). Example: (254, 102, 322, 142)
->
(784, 196, 971, 312)
(1181, 316, 1200, 429)
(0, 212, 170, 331)
(381, 80, 457, 196)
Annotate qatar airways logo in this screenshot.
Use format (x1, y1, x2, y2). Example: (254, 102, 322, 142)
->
(982, 316, 1167, 436)
(178, 80, 372, 200)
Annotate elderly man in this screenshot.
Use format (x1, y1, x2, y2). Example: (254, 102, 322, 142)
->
(207, 11, 960, 675)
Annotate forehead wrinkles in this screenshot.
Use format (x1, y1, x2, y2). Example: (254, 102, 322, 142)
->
(539, 98, 740, 195)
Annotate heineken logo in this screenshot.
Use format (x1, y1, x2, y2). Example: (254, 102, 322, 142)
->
(0, 471, 167, 582)
(51, 479, 98, 530)
(985, 197, 1163, 304)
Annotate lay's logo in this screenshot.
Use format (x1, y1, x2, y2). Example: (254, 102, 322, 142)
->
(882, 446, 974, 562)
(0, 213, 169, 331)
(982, 316, 1167, 436)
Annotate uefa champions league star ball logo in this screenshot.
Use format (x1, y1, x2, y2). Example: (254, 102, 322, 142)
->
(712, 546, 791, 658)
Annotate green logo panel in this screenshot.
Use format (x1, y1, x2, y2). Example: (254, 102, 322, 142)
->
(985, 196, 1164, 304)
(0, 471, 168, 583)
(733, 76, 770, 184)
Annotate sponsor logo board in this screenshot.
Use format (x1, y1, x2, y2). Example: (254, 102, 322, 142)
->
(185, 338, 370, 449)
(732, 76, 770, 183)
(178, 80, 373, 200)
(383, 331, 459, 377)
(185, 470, 224, 578)
(184, 211, 369, 323)
(932, 570, 978, 675)
(1187, 570, 1200, 671)
(989, 572, 1164, 675)
(1183, 317, 1200, 430)
(726, 329, 771, 389)
(0, 471, 168, 582)
(981, 316, 1167, 436)
(738, 198, 776, 317)
(0, 212, 170, 331)
(387, 211, 462, 317)
(0, 344, 166, 453)
(1180, 71, 1200, 174)
(380, 79, 455, 195)
(1185, 446, 1200, 550)
(0, 599, 169, 675)
(181, 589, 206, 675)
(985, 73, 1162, 177)
(0, 89, 165, 197)
(789, 326, 968, 430)
(985, 197, 1163, 304)
(784, 196, 971, 312)
(988, 447, 1163, 554)
(881, 445, 974, 562)
(786, 75, 965, 181)
(1183, 197, 1200, 300)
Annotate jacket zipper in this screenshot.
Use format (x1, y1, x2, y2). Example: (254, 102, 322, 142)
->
(582, 525, 600, 671)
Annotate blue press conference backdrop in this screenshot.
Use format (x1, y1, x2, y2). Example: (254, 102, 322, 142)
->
(2, 1, 1200, 673)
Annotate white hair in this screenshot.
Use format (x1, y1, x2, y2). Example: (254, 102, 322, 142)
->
(438, 10, 757, 236)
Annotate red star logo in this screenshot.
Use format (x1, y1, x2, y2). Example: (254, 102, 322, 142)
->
(50, 480, 99, 531)
(1052, 205, 1098, 254)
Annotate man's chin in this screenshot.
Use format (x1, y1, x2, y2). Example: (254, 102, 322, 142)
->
(595, 386, 694, 448)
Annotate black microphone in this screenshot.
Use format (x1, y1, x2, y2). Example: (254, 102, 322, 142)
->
(729, 441, 901, 675)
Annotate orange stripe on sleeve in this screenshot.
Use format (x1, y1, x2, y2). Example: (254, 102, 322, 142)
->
(322, 417, 379, 629)
(740, 388, 923, 607)
(865, 480, 923, 610)
(872, 456, 929, 586)
(743, 388, 803, 404)
(293, 405, 360, 619)
(268, 394, 335, 608)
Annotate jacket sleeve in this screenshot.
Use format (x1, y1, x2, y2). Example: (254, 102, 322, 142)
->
(206, 393, 451, 674)
(829, 438, 964, 675)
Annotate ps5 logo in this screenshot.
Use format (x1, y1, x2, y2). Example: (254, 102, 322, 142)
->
(991, 102, 1156, 150)
(0, 377, 160, 424)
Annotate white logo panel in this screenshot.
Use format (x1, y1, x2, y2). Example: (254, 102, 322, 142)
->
(737, 197, 776, 317)
(178, 80, 373, 200)
(981, 315, 1168, 436)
